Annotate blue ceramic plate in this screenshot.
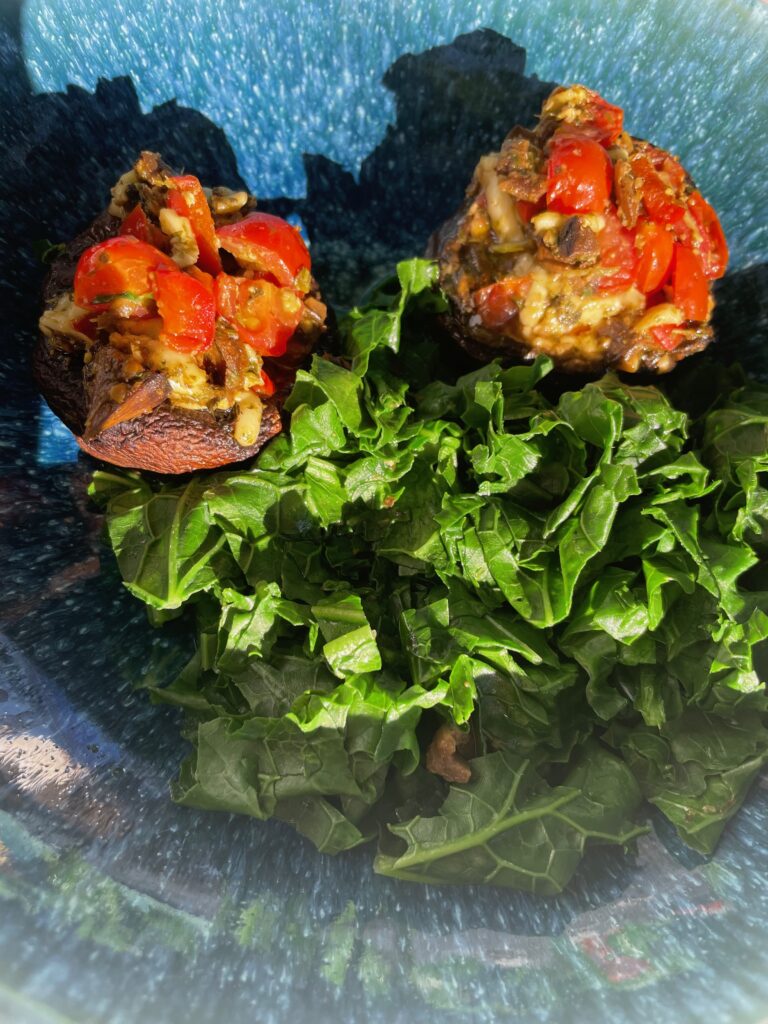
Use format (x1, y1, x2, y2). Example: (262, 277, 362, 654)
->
(2, 1, 768, 1021)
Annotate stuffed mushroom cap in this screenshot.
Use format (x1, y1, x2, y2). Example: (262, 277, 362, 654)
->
(431, 85, 729, 374)
(36, 152, 327, 473)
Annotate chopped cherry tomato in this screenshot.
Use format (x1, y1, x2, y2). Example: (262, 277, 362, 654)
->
(547, 136, 612, 215)
(516, 198, 544, 223)
(473, 277, 531, 329)
(634, 221, 674, 293)
(631, 155, 685, 228)
(72, 314, 98, 340)
(642, 145, 687, 188)
(594, 210, 638, 292)
(217, 212, 311, 288)
(672, 244, 709, 322)
(254, 369, 276, 397)
(167, 175, 222, 275)
(119, 204, 167, 249)
(153, 267, 216, 353)
(650, 325, 683, 350)
(120, 204, 151, 242)
(581, 91, 624, 146)
(549, 88, 624, 146)
(73, 236, 175, 312)
(661, 155, 686, 190)
(650, 324, 684, 350)
(184, 265, 215, 292)
(216, 273, 303, 356)
(687, 191, 728, 280)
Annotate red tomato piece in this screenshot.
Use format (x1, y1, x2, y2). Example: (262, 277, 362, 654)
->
(254, 369, 276, 397)
(672, 244, 709, 322)
(120, 204, 151, 242)
(595, 210, 638, 292)
(650, 325, 683, 350)
(73, 237, 176, 312)
(216, 273, 303, 356)
(631, 155, 686, 228)
(167, 175, 222, 275)
(634, 221, 675, 293)
(72, 314, 99, 340)
(119, 204, 168, 250)
(662, 155, 686, 190)
(184, 265, 216, 292)
(642, 145, 686, 187)
(552, 89, 624, 146)
(546, 136, 612, 215)
(472, 278, 531, 330)
(516, 198, 545, 223)
(153, 267, 216, 353)
(217, 212, 311, 288)
(583, 91, 624, 146)
(687, 191, 729, 280)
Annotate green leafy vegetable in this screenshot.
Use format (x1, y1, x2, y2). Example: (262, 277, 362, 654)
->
(91, 257, 768, 891)
(91, 473, 238, 609)
(375, 744, 644, 891)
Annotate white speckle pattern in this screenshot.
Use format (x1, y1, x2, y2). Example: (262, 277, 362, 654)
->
(21, 0, 768, 269)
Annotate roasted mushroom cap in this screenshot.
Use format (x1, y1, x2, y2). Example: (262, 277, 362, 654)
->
(34, 324, 284, 474)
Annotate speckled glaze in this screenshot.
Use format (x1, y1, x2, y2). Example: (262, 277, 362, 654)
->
(2, 1, 768, 1022)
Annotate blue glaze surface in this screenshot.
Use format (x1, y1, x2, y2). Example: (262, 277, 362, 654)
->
(2, 1, 768, 1022)
(22, 0, 768, 270)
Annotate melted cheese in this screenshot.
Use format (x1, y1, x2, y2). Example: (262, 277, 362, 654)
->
(476, 155, 524, 244)
(39, 294, 92, 343)
(133, 337, 210, 404)
(108, 170, 138, 217)
(516, 263, 645, 363)
(233, 392, 264, 447)
(159, 208, 199, 268)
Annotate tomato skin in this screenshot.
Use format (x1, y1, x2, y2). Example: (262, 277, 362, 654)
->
(662, 154, 686, 190)
(120, 204, 151, 242)
(184, 265, 215, 292)
(584, 91, 624, 146)
(687, 191, 728, 280)
(594, 210, 638, 293)
(473, 277, 531, 329)
(547, 136, 612, 214)
(153, 267, 216, 353)
(635, 221, 674, 293)
(73, 236, 176, 312)
(216, 212, 311, 287)
(254, 369, 275, 397)
(516, 198, 544, 223)
(672, 244, 709, 322)
(119, 204, 167, 249)
(650, 325, 683, 350)
(72, 314, 99, 340)
(631, 155, 686, 228)
(167, 175, 222, 275)
(215, 273, 303, 356)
